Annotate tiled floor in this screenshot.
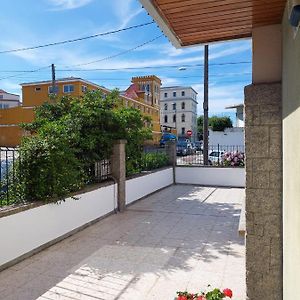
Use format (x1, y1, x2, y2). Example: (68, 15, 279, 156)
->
(0, 185, 245, 300)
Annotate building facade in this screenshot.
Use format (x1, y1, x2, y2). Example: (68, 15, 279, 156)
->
(226, 104, 244, 127)
(0, 89, 20, 109)
(0, 76, 161, 147)
(160, 86, 198, 141)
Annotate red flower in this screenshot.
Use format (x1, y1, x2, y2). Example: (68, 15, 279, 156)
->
(196, 296, 206, 300)
(223, 288, 233, 298)
(177, 296, 188, 300)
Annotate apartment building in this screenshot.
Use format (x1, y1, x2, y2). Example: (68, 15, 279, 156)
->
(0, 76, 161, 147)
(160, 86, 198, 141)
(0, 89, 20, 109)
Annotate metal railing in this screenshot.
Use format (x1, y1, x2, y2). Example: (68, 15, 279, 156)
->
(0, 146, 112, 207)
(176, 144, 245, 167)
(0, 147, 19, 206)
(93, 159, 112, 182)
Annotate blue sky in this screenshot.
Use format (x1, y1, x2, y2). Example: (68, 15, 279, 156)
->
(0, 0, 252, 117)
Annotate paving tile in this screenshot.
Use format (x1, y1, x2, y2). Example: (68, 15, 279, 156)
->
(0, 185, 245, 300)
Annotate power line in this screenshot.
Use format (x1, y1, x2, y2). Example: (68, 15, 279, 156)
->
(0, 61, 252, 73)
(0, 65, 51, 81)
(0, 22, 155, 55)
(64, 34, 164, 68)
(57, 61, 252, 72)
(6, 72, 252, 81)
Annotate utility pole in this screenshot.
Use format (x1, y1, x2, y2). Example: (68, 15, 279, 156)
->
(203, 45, 209, 165)
(51, 63, 56, 95)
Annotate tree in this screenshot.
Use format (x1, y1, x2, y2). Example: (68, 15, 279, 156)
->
(14, 89, 152, 202)
(197, 115, 204, 135)
(197, 115, 233, 138)
(209, 116, 233, 131)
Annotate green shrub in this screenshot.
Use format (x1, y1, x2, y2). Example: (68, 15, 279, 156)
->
(10, 89, 151, 203)
(141, 152, 169, 171)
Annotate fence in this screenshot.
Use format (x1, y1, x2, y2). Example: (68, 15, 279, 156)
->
(176, 144, 245, 167)
(93, 159, 112, 182)
(0, 147, 19, 206)
(0, 146, 112, 207)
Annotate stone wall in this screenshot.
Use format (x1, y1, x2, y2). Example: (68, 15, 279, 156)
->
(244, 83, 282, 300)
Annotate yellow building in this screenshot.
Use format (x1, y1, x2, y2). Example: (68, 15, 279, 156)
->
(0, 76, 162, 147)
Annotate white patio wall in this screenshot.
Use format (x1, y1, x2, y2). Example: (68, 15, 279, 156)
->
(0, 184, 117, 269)
(0, 167, 173, 269)
(176, 166, 245, 187)
(126, 167, 173, 204)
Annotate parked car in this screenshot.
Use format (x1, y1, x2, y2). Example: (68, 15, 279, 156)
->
(176, 141, 194, 156)
(195, 141, 203, 151)
(159, 133, 177, 147)
(208, 150, 225, 165)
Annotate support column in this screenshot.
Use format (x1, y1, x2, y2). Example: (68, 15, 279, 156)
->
(245, 83, 282, 300)
(111, 140, 127, 212)
(166, 140, 176, 184)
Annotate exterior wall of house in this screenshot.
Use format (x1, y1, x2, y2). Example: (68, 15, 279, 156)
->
(246, 23, 283, 300)
(208, 127, 244, 148)
(282, 4, 300, 299)
(236, 106, 244, 127)
(0, 91, 20, 109)
(160, 87, 198, 141)
(252, 24, 282, 84)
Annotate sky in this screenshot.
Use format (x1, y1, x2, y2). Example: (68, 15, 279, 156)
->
(0, 0, 252, 118)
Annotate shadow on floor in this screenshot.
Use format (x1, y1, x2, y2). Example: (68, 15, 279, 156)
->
(0, 185, 245, 300)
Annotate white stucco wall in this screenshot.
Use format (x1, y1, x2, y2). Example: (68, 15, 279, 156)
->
(176, 167, 245, 187)
(0, 184, 117, 268)
(282, 2, 300, 298)
(126, 167, 173, 204)
(209, 128, 245, 149)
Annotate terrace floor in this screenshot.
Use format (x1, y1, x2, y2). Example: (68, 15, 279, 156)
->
(0, 185, 245, 300)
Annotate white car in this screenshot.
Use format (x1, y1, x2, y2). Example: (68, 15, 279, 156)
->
(208, 150, 225, 165)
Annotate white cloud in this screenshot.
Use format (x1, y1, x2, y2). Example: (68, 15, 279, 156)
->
(120, 8, 143, 29)
(193, 83, 246, 114)
(1, 80, 22, 96)
(47, 0, 93, 10)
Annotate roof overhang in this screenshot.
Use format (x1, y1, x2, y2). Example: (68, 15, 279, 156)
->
(140, 0, 287, 48)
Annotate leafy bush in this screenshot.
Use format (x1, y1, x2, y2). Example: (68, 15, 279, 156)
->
(222, 151, 245, 167)
(142, 152, 169, 171)
(10, 89, 151, 202)
(126, 152, 169, 176)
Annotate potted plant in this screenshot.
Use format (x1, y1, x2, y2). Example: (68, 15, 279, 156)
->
(175, 287, 233, 300)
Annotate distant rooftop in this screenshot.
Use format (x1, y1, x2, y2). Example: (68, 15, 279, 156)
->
(161, 86, 198, 94)
(226, 104, 244, 109)
(0, 89, 20, 97)
(20, 77, 106, 88)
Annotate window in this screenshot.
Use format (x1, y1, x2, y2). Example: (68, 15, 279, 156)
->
(81, 85, 87, 92)
(164, 103, 168, 110)
(164, 92, 168, 98)
(164, 115, 168, 123)
(0, 95, 3, 99)
(0, 104, 9, 109)
(146, 84, 150, 92)
(48, 86, 59, 94)
(181, 114, 185, 122)
(35, 87, 41, 92)
(181, 91, 185, 97)
(173, 91, 177, 97)
(173, 114, 176, 123)
(63, 85, 74, 93)
(181, 127, 185, 135)
(181, 102, 185, 110)
(172, 103, 176, 110)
